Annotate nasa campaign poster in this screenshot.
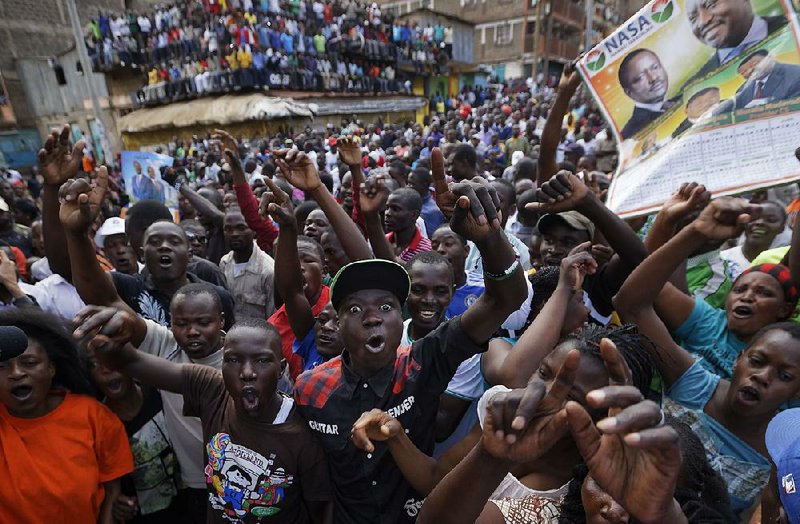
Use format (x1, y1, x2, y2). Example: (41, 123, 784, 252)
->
(579, 0, 800, 217)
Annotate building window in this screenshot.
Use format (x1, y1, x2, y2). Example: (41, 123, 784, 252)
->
(461, 0, 477, 6)
(495, 24, 512, 45)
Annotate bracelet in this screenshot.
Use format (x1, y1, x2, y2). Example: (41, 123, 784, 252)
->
(483, 259, 520, 281)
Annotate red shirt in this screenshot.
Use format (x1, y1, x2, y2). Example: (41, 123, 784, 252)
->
(386, 227, 432, 262)
(269, 285, 331, 380)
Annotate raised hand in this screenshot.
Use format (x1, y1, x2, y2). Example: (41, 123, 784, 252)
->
(261, 176, 295, 228)
(526, 171, 592, 214)
(431, 147, 457, 220)
(273, 149, 322, 191)
(692, 196, 760, 241)
(449, 178, 503, 244)
(58, 165, 109, 235)
(566, 338, 681, 524)
(213, 129, 239, 160)
(223, 148, 247, 185)
(37, 124, 86, 187)
(350, 409, 403, 453)
(338, 136, 364, 166)
(359, 176, 389, 216)
(482, 349, 579, 463)
(559, 242, 597, 291)
(558, 61, 583, 94)
(660, 182, 711, 225)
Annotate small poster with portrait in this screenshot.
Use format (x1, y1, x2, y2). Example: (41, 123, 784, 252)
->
(579, 0, 800, 217)
(121, 150, 178, 208)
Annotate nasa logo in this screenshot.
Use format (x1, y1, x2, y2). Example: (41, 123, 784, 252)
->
(586, 49, 607, 72)
(651, 0, 674, 23)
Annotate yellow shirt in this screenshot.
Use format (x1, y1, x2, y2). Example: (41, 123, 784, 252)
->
(226, 53, 239, 70)
(148, 69, 158, 85)
(237, 50, 253, 69)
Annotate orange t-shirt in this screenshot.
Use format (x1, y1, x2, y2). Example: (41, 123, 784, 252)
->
(0, 392, 134, 523)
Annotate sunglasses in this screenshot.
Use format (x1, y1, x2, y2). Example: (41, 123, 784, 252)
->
(185, 232, 208, 244)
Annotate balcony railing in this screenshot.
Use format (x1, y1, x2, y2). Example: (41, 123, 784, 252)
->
(524, 35, 580, 60)
(549, 0, 586, 26)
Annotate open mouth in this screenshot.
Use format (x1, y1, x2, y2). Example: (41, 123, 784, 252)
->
(365, 334, 386, 354)
(543, 255, 562, 267)
(185, 340, 205, 353)
(159, 255, 173, 268)
(105, 378, 124, 394)
(417, 308, 440, 322)
(732, 305, 753, 319)
(240, 387, 259, 410)
(10, 385, 33, 402)
(317, 332, 337, 345)
(748, 226, 768, 236)
(737, 385, 761, 404)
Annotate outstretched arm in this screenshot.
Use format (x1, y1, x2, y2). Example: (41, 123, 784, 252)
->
(179, 184, 225, 228)
(483, 244, 596, 388)
(531, 171, 648, 286)
(75, 307, 183, 392)
(359, 177, 398, 263)
(614, 198, 760, 385)
(60, 169, 142, 334)
(338, 137, 368, 234)
(38, 125, 86, 280)
(263, 177, 315, 340)
(272, 144, 372, 261)
(350, 410, 480, 496)
(431, 154, 528, 344)
(537, 66, 582, 186)
(222, 142, 279, 253)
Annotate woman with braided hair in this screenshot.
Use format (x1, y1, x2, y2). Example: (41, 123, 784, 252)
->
(615, 197, 800, 521)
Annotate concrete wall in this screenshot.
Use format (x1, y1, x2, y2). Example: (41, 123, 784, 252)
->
(0, 0, 123, 127)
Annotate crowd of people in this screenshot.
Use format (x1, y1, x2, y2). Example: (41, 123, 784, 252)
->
(4, 60, 800, 524)
(86, 0, 453, 105)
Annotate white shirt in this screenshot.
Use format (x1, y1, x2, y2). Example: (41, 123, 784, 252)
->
(19, 275, 86, 321)
(139, 320, 222, 488)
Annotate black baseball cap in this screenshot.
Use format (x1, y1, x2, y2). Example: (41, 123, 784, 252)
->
(330, 259, 411, 310)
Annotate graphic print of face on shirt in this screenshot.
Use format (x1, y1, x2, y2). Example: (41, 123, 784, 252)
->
(205, 432, 294, 521)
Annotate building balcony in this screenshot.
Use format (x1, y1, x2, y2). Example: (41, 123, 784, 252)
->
(524, 35, 580, 61)
(549, 0, 586, 27)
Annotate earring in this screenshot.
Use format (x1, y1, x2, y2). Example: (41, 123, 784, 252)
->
(219, 329, 227, 347)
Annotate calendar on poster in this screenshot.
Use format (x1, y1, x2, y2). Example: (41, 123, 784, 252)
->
(578, 0, 800, 217)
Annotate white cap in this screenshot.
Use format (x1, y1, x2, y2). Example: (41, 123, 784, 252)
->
(511, 150, 525, 166)
(94, 216, 126, 248)
(0, 197, 8, 212)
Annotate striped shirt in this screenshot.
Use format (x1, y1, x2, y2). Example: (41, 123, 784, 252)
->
(386, 227, 432, 262)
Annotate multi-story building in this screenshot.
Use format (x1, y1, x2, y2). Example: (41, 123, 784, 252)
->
(0, 0, 129, 168)
(381, 0, 644, 82)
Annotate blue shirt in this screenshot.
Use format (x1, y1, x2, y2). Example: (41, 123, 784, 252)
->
(673, 297, 745, 379)
(420, 194, 446, 238)
(280, 32, 294, 53)
(446, 284, 484, 319)
(667, 360, 771, 520)
(253, 51, 265, 69)
(292, 327, 324, 372)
